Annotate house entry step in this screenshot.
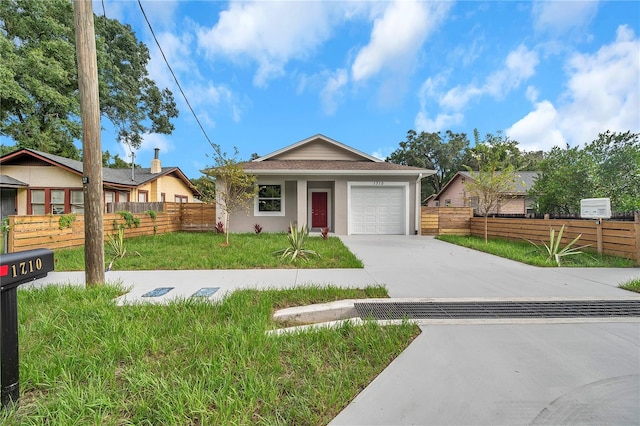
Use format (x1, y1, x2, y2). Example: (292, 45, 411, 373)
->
(353, 300, 640, 320)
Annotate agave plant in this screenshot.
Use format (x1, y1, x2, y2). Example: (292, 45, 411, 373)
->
(106, 228, 140, 271)
(527, 225, 591, 266)
(273, 222, 319, 262)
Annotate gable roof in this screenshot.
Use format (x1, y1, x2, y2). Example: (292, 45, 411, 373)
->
(433, 170, 540, 200)
(255, 134, 382, 163)
(0, 148, 200, 194)
(234, 134, 434, 176)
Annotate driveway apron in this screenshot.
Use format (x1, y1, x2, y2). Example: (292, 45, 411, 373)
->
(331, 235, 640, 426)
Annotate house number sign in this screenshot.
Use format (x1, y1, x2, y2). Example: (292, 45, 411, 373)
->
(373, 181, 384, 186)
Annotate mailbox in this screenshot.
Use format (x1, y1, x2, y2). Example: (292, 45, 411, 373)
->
(0, 248, 54, 409)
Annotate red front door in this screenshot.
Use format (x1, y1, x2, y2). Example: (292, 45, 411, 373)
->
(311, 192, 328, 228)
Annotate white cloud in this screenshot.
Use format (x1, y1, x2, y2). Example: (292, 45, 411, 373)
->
(351, 0, 450, 82)
(197, 1, 335, 87)
(508, 25, 640, 149)
(371, 146, 394, 160)
(320, 69, 349, 115)
(417, 44, 539, 131)
(560, 25, 640, 144)
(525, 85, 539, 102)
(415, 111, 463, 133)
(147, 31, 195, 90)
(442, 44, 539, 109)
(532, 0, 599, 35)
(506, 101, 566, 151)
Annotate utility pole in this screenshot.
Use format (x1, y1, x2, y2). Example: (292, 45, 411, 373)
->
(74, 0, 104, 286)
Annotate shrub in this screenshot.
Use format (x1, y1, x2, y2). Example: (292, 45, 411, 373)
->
(215, 221, 224, 234)
(254, 223, 263, 235)
(525, 225, 591, 266)
(321, 227, 330, 240)
(273, 222, 319, 262)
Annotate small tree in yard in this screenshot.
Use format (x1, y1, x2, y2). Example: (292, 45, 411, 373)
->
(464, 148, 523, 243)
(204, 143, 257, 245)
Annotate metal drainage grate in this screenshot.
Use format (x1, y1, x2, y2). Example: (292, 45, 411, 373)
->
(354, 300, 640, 320)
(191, 287, 219, 298)
(141, 287, 174, 298)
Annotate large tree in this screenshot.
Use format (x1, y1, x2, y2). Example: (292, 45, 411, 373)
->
(464, 129, 542, 171)
(386, 129, 470, 200)
(0, 0, 178, 158)
(530, 131, 640, 214)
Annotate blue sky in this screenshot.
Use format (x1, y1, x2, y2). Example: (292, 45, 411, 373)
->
(93, 1, 638, 178)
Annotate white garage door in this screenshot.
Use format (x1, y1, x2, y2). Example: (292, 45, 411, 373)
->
(350, 186, 405, 234)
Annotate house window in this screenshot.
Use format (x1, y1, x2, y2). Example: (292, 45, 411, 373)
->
(31, 189, 45, 214)
(51, 189, 65, 214)
(138, 191, 148, 202)
(434, 200, 440, 207)
(255, 182, 285, 216)
(174, 195, 188, 203)
(161, 193, 166, 202)
(71, 190, 84, 213)
(445, 199, 451, 207)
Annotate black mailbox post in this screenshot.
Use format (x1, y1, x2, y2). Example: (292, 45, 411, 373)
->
(0, 248, 54, 409)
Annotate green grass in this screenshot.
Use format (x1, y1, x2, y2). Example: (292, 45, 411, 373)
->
(2, 284, 418, 425)
(54, 232, 363, 271)
(436, 234, 636, 267)
(619, 278, 640, 293)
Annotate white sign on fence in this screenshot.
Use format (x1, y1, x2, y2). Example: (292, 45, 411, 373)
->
(580, 198, 611, 219)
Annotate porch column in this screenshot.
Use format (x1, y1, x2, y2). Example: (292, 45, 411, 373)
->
(296, 179, 307, 227)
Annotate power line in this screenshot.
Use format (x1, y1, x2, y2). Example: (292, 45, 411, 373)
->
(136, 0, 217, 150)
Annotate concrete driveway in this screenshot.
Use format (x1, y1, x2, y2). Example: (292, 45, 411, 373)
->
(331, 235, 640, 426)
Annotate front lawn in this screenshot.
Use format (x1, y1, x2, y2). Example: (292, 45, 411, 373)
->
(2, 284, 418, 425)
(54, 232, 363, 271)
(436, 234, 636, 267)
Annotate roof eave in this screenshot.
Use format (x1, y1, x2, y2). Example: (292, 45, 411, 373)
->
(242, 169, 435, 176)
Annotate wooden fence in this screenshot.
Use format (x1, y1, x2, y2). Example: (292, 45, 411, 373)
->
(421, 207, 639, 263)
(469, 216, 640, 263)
(421, 207, 474, 236)
(6, 203, 216, 252)
(106, 202, 164, 213)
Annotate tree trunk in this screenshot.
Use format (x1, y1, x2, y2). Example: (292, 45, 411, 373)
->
(484, 214, 488, 244)
(225, 214, 230, 246)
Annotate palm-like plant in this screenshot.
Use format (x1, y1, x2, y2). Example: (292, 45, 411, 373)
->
(527, 225, 591, 266)
(106, 228, 140, 271)
(273, 222, 319, 262)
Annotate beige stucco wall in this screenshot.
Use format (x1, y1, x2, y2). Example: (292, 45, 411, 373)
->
(138, 174, 193, 202)
(225, 178, 297, 233)
(3, 165, 82, 188)
(272, 140, 365, 161)
(226, 174, 421, 235)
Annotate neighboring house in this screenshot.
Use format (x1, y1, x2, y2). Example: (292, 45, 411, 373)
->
(215, 134, 435, 235)
(425, 171, 540, 216)
(0, 148, 200, 219)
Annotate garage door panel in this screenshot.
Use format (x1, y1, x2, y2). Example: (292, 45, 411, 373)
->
(350, 186, 405, 235)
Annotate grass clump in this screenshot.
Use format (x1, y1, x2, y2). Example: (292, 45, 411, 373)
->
(54, 232, 363, 271)
(436, 234, 635, 267)
(619, 278, 640, 293)
(2, 284, 417, 425)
